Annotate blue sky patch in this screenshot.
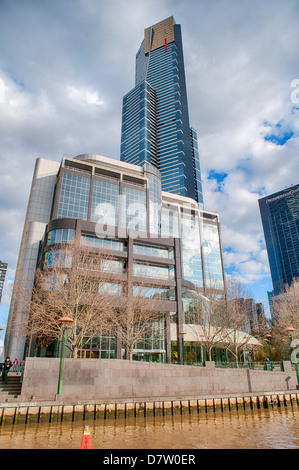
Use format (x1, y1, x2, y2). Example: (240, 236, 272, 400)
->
(264, 122, 294, 146)
(207, 170, 228, 188)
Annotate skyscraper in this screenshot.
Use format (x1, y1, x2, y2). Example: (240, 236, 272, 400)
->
(259, 184, 299, 295)
(5, 17, 227, 363)
(0, 261, 8, 304)
(120, 16, 203, 207)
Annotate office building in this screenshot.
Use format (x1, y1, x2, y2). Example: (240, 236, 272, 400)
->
(256, 302, 267, 333)
(120, 16, 203, 207)
(5, 154, 225, 362)
(259, 184, 299, 295)
(5, 18, 234, 363)
(0, 261, 8, 304)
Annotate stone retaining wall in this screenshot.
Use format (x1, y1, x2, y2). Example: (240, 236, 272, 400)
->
(19, 358, 297, 402)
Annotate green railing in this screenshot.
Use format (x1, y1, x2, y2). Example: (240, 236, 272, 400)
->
(172, 361, 283, 370)
(215, 361, 283, 371)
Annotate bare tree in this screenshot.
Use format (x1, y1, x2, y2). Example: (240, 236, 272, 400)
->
(9, 240, 118, 358)
(271, 279, 299, 356)
(107, 270, 167, 361)
(186, 289, 228, 361)
(225, 278, 257, 366)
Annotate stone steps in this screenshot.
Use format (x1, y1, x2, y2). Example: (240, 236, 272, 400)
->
(0, 375, 22, 400)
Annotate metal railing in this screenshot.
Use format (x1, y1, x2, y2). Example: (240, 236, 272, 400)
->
(215, 361, 283, 371)
(173, 360, 285, 371)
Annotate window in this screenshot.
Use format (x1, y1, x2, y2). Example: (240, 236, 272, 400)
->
(134, 320, 165, 352)
(47, 229, 75, 246)
(44, 249, 72, 268)
(181, 216, 203, 287)
(202, 223, 224, 290)
(133, 243, 173, 259)
(58, 173, 90, 220)
(81, 235, 126, 252)
(91, 179, 119, 226)
(78, 333, 116, 359)
(133, 263, 174, 280)
(121, 186, 147, 232)
(99, 282, 122, 296)
(133, 285, 176, 300)
(161, 205, 179, 237)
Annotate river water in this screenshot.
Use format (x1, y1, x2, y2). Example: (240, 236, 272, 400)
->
(0, 407, 298, 449)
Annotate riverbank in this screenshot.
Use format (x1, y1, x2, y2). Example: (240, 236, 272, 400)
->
(1, 389, 298, 425)
(1, 404, 298, 450)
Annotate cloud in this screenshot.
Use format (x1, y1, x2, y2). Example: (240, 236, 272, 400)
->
(0, 0, 298, 317)
(67, 85, 106, 107)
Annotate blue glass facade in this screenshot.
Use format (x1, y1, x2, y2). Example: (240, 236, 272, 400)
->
(91, 179, 119, 225)
(57, 173, 90, 220)
(121, 81, 156, 167)
(46, 228, 75, 245)
(259, 184, 299, 294)
(121, 185, 147, 232)
(144, 163, 162, 235)
(181, 215, 203, 287)
(190, 128, 203, 207)
(202, 222, 224, 290)
(120, 17, 204, 208)
(53, 157, 224, 296)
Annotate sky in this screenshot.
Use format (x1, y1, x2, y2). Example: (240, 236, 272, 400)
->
(0, 0, 299, 326)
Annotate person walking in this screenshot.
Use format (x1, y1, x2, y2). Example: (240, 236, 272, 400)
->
(12, 358, 19, 372)
(1, 357, 12, 384)
(19, 359, 25, 383)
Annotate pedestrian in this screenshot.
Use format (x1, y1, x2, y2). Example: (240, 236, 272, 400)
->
(1, 356, 12, 384)
(265, 357, 272, 371)
(12, 357, 19, 372)
(19, 359, 25, 383)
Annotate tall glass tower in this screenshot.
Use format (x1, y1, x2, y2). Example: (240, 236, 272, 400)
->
(0, 261, 8, 304)
(259, 184, 299, 295)
(120, 16, 203, 207)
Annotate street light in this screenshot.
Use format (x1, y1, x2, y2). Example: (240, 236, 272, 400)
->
(57, 316, 73, 395)
(179, 331, 186, 365)
(283, 327, 299, 388)
(0, 327, 4, 361)
(198, 334, 205, 364)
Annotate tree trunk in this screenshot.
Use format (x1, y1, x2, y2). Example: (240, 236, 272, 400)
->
(235, 346, 239, 367)
(128, 347, 133, 361)
(72, 345, 78, 359)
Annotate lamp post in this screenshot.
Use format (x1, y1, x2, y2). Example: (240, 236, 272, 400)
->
(283, 327, 299, 388)
(179, 331, 186, 365)
(57, 316, 73, 395)
(198, 334, 205, 364)
(0, 327, 3, 363)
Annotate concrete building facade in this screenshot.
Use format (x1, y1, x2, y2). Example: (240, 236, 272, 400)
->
(5, 154, 226, 363)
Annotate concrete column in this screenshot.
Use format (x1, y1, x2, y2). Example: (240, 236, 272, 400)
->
(282, 361, 292, 373)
